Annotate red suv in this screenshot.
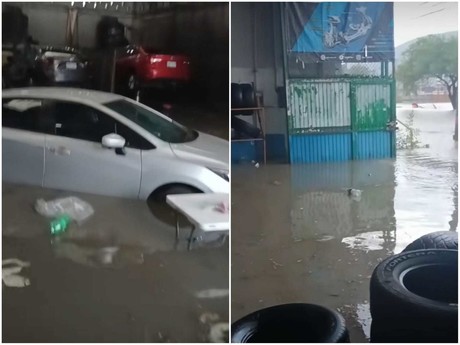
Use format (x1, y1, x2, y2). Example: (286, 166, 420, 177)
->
(115, 45, 191, 92)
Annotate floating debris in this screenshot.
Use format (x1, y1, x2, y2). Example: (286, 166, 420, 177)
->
(269, 259, 283, 269)
(316, 235, 335, 242)
(199, 312, 220, 324)
(209, 322, 229, 343)
(196, 289, 229, 299)
(2, 258, 31, 288)
(347, 189, 362, 201)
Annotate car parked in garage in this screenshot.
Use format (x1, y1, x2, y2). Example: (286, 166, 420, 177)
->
(32, 46, 89, 86)
(2, 87, 229, 201)
(3, 45, 90, 88)
(115, 45, 191, 93)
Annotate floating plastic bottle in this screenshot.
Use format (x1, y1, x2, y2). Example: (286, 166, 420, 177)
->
(50, 215, 71, 235)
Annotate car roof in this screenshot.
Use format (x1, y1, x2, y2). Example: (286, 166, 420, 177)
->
(2, 87, 124, 105)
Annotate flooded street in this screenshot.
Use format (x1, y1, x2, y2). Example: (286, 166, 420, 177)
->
(231, 104, 457, 342)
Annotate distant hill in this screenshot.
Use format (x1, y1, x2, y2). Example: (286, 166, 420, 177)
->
(395, 31, 458, 66)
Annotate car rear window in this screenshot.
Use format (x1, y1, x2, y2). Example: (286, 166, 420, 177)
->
(42, 51, 75, 59)
(2, 98, 47, 133)
(142, 47, 181, 55)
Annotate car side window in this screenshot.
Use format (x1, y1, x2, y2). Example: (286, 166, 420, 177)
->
(50, 101, 154, 150)
(2, 98, 54, 134)
(115, 121, 155, 150)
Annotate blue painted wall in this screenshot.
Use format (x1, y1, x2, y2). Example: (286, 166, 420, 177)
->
(353, 131, 393, 160)
(289, 133, 352, 163)
(288, 131, 394, 164)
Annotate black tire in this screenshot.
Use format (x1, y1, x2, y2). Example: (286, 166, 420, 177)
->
(147, 185, 202, 225)
(231, 83, 243, 109)
(153, 185, 201, 203)
(231, 303, 349, 343)
(370, 249, 458, 343)
(232, 116, 261, 139)
(241, 83, 256, 108)
(402, 231, 458, 252)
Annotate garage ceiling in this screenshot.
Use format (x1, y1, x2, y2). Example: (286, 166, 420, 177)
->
(12, 2, 219, 16)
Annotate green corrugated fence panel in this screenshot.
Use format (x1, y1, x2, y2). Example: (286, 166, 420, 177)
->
(287, 79, 351, 132)
(352, 81, 392, 131)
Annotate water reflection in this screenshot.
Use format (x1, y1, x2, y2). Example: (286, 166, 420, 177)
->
(449, 183, 458, 231)
(290, 160, 396, 253)
(290, 104, 457, 254)
(355, 303, 371, 340)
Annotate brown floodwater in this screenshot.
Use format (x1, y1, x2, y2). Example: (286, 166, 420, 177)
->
(231, 105, 457, 342)
(2, 99, 229, 343)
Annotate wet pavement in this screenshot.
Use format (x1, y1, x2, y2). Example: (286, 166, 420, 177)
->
(2, 94, 229, 342)
(231, 103, 457, 342)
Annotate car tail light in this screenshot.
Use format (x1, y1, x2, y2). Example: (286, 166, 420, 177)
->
(150, 56, 162, 64)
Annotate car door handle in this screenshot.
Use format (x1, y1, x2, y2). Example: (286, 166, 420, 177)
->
(48, 146, 71, 156)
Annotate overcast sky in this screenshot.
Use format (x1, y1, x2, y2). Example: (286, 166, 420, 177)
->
(394, 2, 458, 47)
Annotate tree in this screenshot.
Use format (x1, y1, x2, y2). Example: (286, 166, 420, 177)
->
(397, 34, 458, 111)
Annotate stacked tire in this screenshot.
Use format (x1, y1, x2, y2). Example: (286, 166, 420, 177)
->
(370, 231, 458, 343)
(231, 83, 260, 139)
(96, 17, 128, 49)
(231, 83, 256, 110)
(2, 5, 28, 45)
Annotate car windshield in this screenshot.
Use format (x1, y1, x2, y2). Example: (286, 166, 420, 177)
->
(104, 100, 197, 143)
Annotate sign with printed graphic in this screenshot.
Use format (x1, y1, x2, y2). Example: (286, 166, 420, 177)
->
(286, 2, 394, 62)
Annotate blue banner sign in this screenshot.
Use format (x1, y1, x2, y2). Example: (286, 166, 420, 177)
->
(286, 2, 394, 62)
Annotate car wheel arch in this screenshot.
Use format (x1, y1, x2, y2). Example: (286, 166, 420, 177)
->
(149, 183, 204, 201)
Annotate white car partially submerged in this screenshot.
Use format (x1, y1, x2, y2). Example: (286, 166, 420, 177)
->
(2, 87, 229, 200)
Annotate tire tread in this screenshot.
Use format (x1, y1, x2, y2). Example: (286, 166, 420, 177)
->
(403, 231, 458, 252)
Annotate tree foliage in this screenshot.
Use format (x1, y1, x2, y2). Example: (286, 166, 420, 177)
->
(397, 34, 458, 109)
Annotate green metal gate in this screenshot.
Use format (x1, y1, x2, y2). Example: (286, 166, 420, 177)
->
(287, 78, 396, 163)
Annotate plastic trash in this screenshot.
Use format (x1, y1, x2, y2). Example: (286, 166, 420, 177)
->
(2, 258, 31, 288)
(50, 215, 71, 235)
(195, 289, 229, 299)
(209, 323, 229, 343)
(347, 188, 362, 201)
(35, 196, 94, 225)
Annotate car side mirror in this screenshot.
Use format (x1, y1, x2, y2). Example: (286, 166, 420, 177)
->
(102, 133, 125, 149)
